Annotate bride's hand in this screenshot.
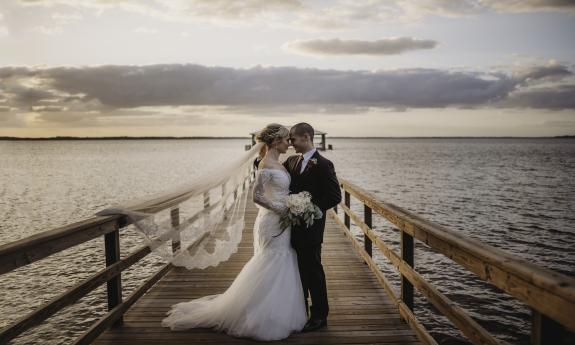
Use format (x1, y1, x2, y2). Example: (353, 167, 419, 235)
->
(277, 204, 289, 217)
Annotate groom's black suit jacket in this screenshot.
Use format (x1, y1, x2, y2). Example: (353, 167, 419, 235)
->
(283, 150, 342, 248)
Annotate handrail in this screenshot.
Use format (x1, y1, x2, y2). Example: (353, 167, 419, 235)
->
(0, 165, 255, 344)
(0, 244, 151, 342)
(0, 215, 126, 275)
(330, 209, 439, 345)
(3, 165, 572, 345)
(0, 143, 262, 276)
(336, 204, 501, 345)
(335, 177, 575, 345)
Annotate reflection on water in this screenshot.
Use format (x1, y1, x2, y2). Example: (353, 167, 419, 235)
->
(1, 138, 573, 344)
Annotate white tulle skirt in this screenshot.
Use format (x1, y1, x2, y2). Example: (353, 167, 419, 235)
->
(161, 211, 307, 341)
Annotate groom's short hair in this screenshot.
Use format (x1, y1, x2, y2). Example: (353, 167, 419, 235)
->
(291, 122, 314, 142)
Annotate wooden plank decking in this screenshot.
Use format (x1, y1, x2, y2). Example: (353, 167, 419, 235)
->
(92, 183, 422, 345)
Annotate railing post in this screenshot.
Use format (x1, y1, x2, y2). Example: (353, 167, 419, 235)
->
(364, 205, 372, 257)
(170, 208, 180, 253)
(401, 230, 414, 311)
(222, 182, 230, 219)
(531, 309, 571, 345)
(334, 184, 340, 214)
(203, 191, 210, 209)
(104, 223, 123, 327)
(344, 191, 350, 229)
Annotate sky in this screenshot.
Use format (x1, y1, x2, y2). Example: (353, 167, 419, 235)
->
(0, 0, 574, 137)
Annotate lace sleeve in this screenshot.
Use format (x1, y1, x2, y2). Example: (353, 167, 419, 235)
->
(253, 170, 288, 215)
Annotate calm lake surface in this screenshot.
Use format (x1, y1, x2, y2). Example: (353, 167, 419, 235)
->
(1, 138, 574, 344)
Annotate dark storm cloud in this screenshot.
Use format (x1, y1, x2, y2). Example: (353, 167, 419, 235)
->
(0, 63, 573, 114)
(284, 38, 438, 56)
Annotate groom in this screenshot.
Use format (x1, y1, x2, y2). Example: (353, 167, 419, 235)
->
(283, 122, 342, 332)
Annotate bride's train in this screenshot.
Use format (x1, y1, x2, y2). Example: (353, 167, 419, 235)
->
(161, 168, 307, 341)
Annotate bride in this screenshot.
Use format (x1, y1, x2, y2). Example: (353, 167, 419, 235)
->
(161, 124, 307, 341)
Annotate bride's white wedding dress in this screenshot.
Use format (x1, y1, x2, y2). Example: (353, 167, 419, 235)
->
(161, 167, 307, 341)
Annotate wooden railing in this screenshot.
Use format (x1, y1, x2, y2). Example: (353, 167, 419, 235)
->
(0, 165, 255, 344)
(2, 162, 573, 345)
(331, 177, 575, 345)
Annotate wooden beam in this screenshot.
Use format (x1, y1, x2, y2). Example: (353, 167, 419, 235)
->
(339, 202, 506, 345)
(339, 178, 575, 332)
(104, 226, 123, 327)
(0, 216, 125, 276)
(170, 208, 180, 253)
(0, 245, 150, 343)
(72, 263, 173, 345)
(364, 205, 373, 257)
(330, 210, 438, 345)
(531, 308, 574, 345)
(401, 231, 414, 311)
(344, 191, 351, 229)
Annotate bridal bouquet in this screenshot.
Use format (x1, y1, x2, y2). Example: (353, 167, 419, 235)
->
(279, 191, 323, 230)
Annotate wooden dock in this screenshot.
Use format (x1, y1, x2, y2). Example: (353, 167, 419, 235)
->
(1, 148, 574, 345)
(92, 184, 423, 345)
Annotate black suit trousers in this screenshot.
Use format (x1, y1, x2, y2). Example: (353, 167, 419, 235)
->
(295, 243, 329, 320)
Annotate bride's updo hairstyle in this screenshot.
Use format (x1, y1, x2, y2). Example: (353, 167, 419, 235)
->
(255, 123, 289, 147)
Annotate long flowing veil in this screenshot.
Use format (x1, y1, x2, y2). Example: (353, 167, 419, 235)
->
(94, 141, 264, 270)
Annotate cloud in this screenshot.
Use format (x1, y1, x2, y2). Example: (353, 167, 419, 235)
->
(480, 0, 575, 13)
(15, 0, 573, 33)
(17, 0, 305, 26)
(163, 0, 303, 20)
(512, 63, 573, 82)
(293, 0, 575, 30)
(367, 0, 575, 20)
(505, 84, 575, 109)
(31, 105, 69, 112)
(0, 63, 573, 118)
(284, 38, 438, 56)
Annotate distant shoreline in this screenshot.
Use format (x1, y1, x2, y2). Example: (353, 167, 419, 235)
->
(0, 135, 573, 140)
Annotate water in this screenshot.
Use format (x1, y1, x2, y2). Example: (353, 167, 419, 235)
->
(1, 138, 573, 344)
(327, 138, 575, 344)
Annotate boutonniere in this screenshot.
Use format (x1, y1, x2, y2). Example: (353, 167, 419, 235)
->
(308, 158, 318, 167)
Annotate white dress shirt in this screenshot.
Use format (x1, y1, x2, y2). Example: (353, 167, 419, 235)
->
(299, 147, 317, 173)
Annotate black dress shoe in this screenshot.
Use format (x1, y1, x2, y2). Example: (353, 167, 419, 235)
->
(302, 318, 328, 332)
